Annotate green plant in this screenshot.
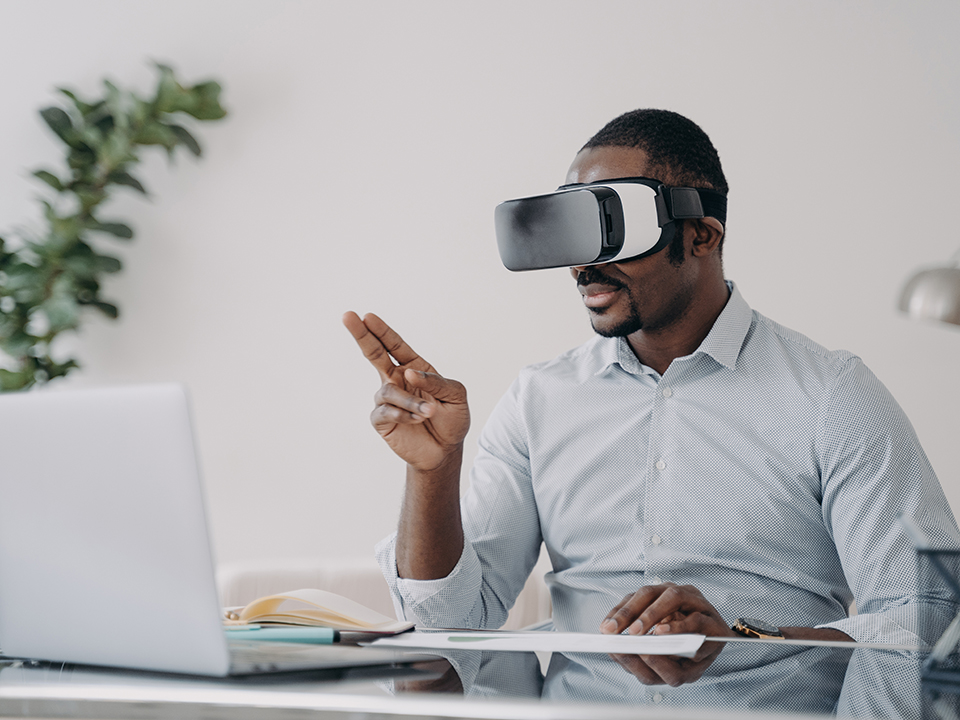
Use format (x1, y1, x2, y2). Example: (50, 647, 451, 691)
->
(0, 64, 226, 391)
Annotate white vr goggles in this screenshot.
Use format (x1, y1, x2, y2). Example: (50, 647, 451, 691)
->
(494, 177, 727, 271)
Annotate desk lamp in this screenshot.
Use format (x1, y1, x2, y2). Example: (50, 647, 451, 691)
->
(898, 251, 960, 327)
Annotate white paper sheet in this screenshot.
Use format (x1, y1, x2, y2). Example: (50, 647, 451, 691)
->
(368, 631, 705, 657)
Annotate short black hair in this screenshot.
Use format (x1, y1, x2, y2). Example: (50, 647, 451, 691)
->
(584, 109, 728, 263)
(582, 109, 728, 195)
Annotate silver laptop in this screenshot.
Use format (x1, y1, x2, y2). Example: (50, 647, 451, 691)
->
(0, 383, 425, 676)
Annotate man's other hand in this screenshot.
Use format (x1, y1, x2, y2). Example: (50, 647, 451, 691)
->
(609, 648, 724, 687)
(343, 311, 470, 472)
(601, 583, 734, 686)
(600, 582, 734, 638)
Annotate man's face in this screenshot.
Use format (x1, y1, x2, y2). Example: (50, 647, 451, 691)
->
(566, 146, 700, 338)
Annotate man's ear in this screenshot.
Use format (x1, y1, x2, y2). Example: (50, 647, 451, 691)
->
(690, 217, 724, 257)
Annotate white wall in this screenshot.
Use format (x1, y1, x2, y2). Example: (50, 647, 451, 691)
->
(2, 1, 958, 568)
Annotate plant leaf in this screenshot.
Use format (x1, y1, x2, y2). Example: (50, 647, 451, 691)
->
(0, 330, 36, 358)
(76, 125, 104, 153)
(101, 79, 131, 134)
(32, 170, 64, 191)
(85, 220, 134, 239)
(133, 120, 177, 149)
(74, 186, 107, 212)
(107, 170, 147, 194)
(58, 88, 101, 117)
(153, 63, 185, 115)
(3, 262, 41, 293)
(58, 87, 83, 105)
(67, 146, 97, 171)
(95, 254, 122, 273)
(94, 113, 116, 135)
(0, 368, 34, 392)
(62, 241, 99, 278)
(168, 124, 201, 156)
(43, 276, 82, 333)
(91, 300, 119, 319)
(47, 211, 83, 246)
(74, 276, 101, 303)
(42, 358, 79, 381)
(100, 131, 134, 167)
(39, 106, 74, 142)
(185, 81, 227, 120)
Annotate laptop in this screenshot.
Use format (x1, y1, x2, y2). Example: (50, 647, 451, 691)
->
(0, 383, 428, 676)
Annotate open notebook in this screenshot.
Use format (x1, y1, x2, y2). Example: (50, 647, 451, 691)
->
(0, 384, 428, 676)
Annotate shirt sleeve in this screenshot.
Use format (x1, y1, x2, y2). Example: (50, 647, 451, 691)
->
(375, 375, 544, 629)
(816, 357, 960, 645)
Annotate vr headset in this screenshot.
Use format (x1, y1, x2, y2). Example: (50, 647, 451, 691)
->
(494, 177, 727, 271)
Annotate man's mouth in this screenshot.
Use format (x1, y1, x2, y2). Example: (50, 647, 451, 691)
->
(578, 282, 622, 309)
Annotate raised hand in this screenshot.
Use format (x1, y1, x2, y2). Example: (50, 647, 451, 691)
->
(342, 311, 470, 472)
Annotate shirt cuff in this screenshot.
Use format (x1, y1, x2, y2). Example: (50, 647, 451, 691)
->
(375, 532, 484, 628)
(816, 614, 924, 647)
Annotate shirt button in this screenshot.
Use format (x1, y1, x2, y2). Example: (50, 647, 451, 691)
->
(651, 534, 662, 545)
(652, 692, 663, 703)
(651, 576, 662, 584)
(655, 459, 666, 471)
(661, 386, 672, 398)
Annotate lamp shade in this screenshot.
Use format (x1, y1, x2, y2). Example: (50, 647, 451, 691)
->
(898, 264, 960, 327)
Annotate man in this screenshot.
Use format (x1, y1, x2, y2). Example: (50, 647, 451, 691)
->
(343, 109, 959, 683)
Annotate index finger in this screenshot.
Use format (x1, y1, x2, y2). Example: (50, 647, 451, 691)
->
(601, 587, 662, 634)
(342, 311, 399, 380)
(362, 313, 432, 372)
(634, 586, 709, 635)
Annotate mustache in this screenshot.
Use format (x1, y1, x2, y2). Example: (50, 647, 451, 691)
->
(576, 267, 625, 289)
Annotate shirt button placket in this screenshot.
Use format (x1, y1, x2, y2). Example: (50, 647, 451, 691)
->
(645, 524, 663, 584)
(645, 378, 672, 583)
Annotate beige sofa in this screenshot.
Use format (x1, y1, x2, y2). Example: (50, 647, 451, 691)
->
(217, 552, 552, 630)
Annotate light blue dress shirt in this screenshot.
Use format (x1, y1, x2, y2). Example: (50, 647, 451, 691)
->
(376, 283, 959, 643)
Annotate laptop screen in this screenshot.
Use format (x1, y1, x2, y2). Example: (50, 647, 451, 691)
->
(0, 384, 231, 675)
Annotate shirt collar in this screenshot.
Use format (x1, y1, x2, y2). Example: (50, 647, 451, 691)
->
(594, 281, 754, 376)
(694, 281, 753, 370)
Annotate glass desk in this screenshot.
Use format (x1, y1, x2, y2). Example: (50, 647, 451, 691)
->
(2, 641, 958, 720)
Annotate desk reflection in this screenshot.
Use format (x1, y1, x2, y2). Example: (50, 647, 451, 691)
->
(3, 644, 960, 719)
(394, 644, 959, 720)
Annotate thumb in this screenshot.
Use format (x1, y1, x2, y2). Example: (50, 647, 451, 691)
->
(404, 368, 466, 405)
